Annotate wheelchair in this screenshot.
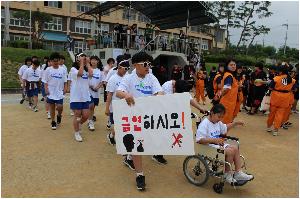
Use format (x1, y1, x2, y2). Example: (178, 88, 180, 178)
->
(183, 112, 251, 194)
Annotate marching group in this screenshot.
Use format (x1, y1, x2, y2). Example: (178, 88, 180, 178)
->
(17, 51, 298, 191)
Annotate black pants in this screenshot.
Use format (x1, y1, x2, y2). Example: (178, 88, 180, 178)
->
(103, 84, 107, 102)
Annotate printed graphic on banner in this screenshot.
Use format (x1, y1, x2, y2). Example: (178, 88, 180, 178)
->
(112, 93, 195, 155)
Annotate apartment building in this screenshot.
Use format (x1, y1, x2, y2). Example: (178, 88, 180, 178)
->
(1, 1, 226, 53)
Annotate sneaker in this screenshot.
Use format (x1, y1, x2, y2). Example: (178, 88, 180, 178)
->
(51, 121, 57, 130)
(284, 122, 292, 127)
(20, 99, 25, 104)
(92, 115, 97, 122)
(57, 115, 62, 125)
(224, 172, 237, 185)
(107, 133, 116, 145)
(234, 171, 254, 181)
(74, 132, 83, 142)
(70, 111, 74, 116)
(136, 175, 146, 191)
(28, 104, 33, 109)
(292, 110, 299, 114)
(41, 97, 44, 102)
(47, 112, 51, 119)
(281, 124, 288, 130)
(33, 106, 38, 112)
(123, 157, 135, 170)
(106, 120, 111, 129)
(272, 130, 278, 136)
(266, 128, 272, 132)
(88, 120, 95, 131)
(152, 155, 167, 164)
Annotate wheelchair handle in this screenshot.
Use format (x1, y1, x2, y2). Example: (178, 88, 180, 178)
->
(219, 134, 239, 141)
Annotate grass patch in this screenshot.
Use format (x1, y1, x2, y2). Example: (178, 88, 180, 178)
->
(1, 47, 72, 89)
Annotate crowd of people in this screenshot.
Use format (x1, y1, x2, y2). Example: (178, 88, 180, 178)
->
(17, 50, 298, 191)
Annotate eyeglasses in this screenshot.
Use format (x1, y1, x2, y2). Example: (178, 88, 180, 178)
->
(137, 61, 152, 68)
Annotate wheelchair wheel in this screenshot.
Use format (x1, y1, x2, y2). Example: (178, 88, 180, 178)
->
(213, 183, 224, 194)
(183, 155, 209, 186)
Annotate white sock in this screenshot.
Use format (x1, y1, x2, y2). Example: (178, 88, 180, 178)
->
(109, 133, 114, 138)
(127, 154, 132, 160)
(136, 172, 144, 176)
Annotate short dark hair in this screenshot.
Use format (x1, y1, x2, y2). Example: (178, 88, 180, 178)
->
(210, 104, 226, 115)
(225, 58, 236, 72)
(175, 80, 191, 93)
(32, 59, 40, 66)
(90, 55, 103, 70)
(107, 58, 115, 65)
(132, 52, 153, 64)
(43, 56, 49, 60)
(24, 57, 32, 64)
(116, 55, 127, 65)
(49, 52, 61, 60)
(255, 62, 264, 70)
(32, 56, 38, 60)
(59, 55, 65, 60)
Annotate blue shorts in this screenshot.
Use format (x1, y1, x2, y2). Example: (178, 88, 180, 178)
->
(41, 82, 47, 97)
(70, 102, 90, 110)
(27, 88, 39, 97)
(47, 98, 63, 105)
(89, 96, 99, 106)
(109, 112, 114, 125)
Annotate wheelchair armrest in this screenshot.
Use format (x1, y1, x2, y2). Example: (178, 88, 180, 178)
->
(220, 134, 239, 141)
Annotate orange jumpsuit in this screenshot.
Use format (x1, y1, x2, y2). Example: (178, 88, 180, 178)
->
(220, 72, 238, 124)
(267, 75, 296, 129)
(213, 73, 223, 97)
(195, 72, 206, 103)
(233, 76, 245, 118)
(282, 79, 296, 124)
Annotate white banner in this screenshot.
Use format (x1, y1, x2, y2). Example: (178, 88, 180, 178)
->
(112, 93, 195, 155)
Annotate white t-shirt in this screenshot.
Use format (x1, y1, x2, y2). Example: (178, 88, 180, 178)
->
(162, 80, 174, 94)
(60, 64, 68, 74)
(89, 68, 104, 98)
(195, 118, 227, 148)
(117, 72, 162, 98)
(18, 65, 30, 77)
(103, 64, 113, 80)
(42, 66, 67, 100)
(132, 68, 152, 74)
(104, 67, 117, 82)
(106, 73, 124, 112)
(69, 67, 91, 103)
(22, 67, 41, 82)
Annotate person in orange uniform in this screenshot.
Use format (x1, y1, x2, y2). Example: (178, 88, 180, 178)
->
(267, 64, 296, 136)
(214, 59, 238, 124)
(233, 65, 245, 119)
(195, 70, 206, 105)
(212, 63, 225, 105)
(281, 66, 298, 129)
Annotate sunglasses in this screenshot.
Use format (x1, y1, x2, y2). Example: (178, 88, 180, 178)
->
(137, 61, 152, 68)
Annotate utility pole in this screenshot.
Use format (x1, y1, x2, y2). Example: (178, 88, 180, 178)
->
(282, 21, 288, 55)
(29, 1, 32, 49)
(4, 1, 10, 47)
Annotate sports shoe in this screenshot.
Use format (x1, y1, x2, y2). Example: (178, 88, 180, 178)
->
(266, 128, 272, 132)
(284, 122, 292, 127)
(41, 97, 44, 102)
(47, 112, 51, 119)
(123, 157, 135, 170)
(70, 111, 74, 116)
(224, 172, 237, 185)
(33, 106, 38, 112)
(281, 124, 288, 130)
(88, 120, 95, 131)
(57, 115, 62, 125)
(106, 120, 111, 129)
(152, 155, 167, 164)
(107, 133, 116, 145)
(51, 121, 57, 130)
(74, 132, 83, 142)
(273, 130, 278, 136)
(20, 99, 25, 104)
(292, 110, 299, 114)
(92, 115, 97, 122)
(136, 175, 146, 191)
(234, 171, 254, 181)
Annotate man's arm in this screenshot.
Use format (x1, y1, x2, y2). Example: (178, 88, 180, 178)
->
(226, 121, 244, 131)
(190, 99, 207, 113)
(105, 92, 113, 116)
(116, 90, 135, 106)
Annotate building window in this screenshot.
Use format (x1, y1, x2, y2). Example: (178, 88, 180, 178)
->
(201, 40, 208, 50)
(44, 1, 63, 8)
(1, 9, 4, 24)
(96, 23, 109, 35)
(216, 30, 224, 43)
(138, 13, 150, 23)
(74, 40, 89, 54)
(44, 16, 62, 31)
(77, 2, 94, 13)
(10, 11, 29, 27)
(75, 20, 91, 34)
(10, 34, 29, 41)
(122, 8, 136, 21)
(137, 28, 144, 36)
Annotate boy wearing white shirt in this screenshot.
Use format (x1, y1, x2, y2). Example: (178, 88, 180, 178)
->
(196, 104, 254, 185)
(59, 55, 68, 74)
(116, 52, 163, 191)
(18, 57, 32, 104)
(43, 53, 67, 130)
(22, 59, 41, 112)
(87, 55, 104, 131)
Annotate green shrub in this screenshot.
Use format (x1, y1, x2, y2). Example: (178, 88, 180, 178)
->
(8, 40, 29, 49)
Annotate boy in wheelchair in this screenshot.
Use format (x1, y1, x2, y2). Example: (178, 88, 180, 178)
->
(195, 104, 254, 185)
